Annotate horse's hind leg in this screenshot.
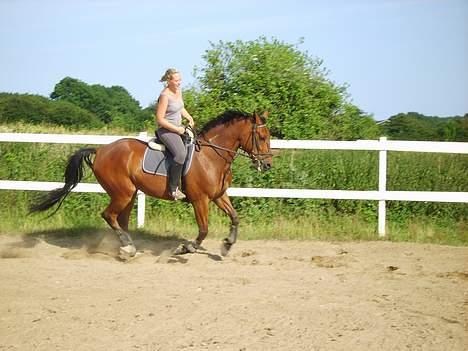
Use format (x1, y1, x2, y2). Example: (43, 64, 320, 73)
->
(213, 193, 239, 256)
(102, 193, 137, 258)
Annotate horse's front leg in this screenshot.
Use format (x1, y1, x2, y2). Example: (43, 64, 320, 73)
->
(174, 198, 209, 255)
(213, 193, 239, 256)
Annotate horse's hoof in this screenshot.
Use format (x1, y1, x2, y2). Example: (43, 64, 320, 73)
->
(119, 244, 137, 259)
(220, 239, 233, 257)
(174, 242, 197, 255)
(187, 242, 199, 253)
(174, 243, 188, 255)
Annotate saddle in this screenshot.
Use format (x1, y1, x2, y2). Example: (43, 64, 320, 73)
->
(142, 129, 196, 177)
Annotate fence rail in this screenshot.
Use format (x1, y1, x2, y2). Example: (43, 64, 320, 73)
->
(1, 132, 467, 236)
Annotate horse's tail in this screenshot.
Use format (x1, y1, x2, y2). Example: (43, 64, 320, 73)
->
(29, 148, 96, 215)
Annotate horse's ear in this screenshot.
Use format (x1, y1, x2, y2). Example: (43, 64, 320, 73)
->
(252, 111, 268, 122)
(252, 111, 259, 122)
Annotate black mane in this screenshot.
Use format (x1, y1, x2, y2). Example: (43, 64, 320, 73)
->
(199, 110, 252, 135)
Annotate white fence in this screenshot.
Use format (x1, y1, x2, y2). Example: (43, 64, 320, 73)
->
(1, 132, 467, 236)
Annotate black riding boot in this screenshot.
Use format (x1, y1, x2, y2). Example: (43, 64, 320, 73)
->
(168, 162, 186, 200)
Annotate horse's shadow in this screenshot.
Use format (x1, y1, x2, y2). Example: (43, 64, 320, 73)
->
(12, 227, 222, 263)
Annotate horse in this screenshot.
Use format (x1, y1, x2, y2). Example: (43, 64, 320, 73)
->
(30, 110, 273, 259)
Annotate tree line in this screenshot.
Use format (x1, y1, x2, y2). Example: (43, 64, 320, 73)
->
(0, 79, 153, 131)
(0, 37, 466, 141)
(380, 112, 468, 141)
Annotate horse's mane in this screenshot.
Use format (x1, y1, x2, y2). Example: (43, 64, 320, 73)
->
(199, 110, 252, 135)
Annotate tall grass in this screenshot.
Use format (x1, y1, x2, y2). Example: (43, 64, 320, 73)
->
(0, 121, 138, 135)
(0, 122, 467, 245)
(1, 192, 466, 245)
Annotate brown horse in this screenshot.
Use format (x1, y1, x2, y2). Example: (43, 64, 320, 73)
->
(30, 110, 272, 258)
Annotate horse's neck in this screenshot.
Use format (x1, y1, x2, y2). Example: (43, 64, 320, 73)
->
(196, 123, 244, 171)
(202, 124, 241, 151)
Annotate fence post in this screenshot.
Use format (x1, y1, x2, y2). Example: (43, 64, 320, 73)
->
(378, 137, 387, 236)
(137, 132, 147, 228)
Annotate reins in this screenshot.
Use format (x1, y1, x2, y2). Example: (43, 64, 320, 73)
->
(192, 123, 272, 165)
(196, 138, 246, 159)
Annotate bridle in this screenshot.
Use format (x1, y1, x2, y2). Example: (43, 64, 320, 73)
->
(194, 121, 273, 168)
(248, 123, 273, 170)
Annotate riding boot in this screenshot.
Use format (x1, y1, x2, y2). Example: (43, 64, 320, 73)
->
(168, 162, 186, 200)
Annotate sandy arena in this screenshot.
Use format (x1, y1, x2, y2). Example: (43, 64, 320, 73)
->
(0, 232, 467, 350)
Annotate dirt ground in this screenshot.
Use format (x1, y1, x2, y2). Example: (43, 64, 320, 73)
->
(0, 232, 467, 351)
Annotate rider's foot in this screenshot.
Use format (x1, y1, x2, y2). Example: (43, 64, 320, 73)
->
(171, 188, 186, 201)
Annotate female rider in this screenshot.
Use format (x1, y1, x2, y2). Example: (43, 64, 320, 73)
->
(155, 68, 195, 200)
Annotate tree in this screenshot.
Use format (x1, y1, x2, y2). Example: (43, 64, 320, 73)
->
(0, 93, 49, 124)
(47, 100, 104, 128)
(0, 93, 103, 128)
(183, 37, 379, 140)
(381, 112, 468, 141)
(50, 77, 145, 129)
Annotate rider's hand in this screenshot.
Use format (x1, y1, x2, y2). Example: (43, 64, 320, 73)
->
(177, 126, 186, 135)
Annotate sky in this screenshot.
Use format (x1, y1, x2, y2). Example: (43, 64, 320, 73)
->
(0, 0, 467, 121)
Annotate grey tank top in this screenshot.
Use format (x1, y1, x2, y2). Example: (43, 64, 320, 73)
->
(159, 92, 184, 127)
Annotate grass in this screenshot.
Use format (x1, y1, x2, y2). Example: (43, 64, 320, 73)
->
(1, 201, 466, 246)
(1, 122, 466, 246)
(0, 121, 135, 135)
(386, 218, 468, 246)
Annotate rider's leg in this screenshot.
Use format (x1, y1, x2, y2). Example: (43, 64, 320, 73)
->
(168, 162, 185, 200)
(157, 129, 187, 200)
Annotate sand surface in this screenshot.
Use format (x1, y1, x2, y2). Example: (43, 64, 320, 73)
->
(0, 232, 467, 350)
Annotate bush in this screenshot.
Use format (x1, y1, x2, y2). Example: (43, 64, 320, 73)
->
(0, 93, 103, 128)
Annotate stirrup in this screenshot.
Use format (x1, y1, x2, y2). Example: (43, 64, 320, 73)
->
(171, 188, 186, 201)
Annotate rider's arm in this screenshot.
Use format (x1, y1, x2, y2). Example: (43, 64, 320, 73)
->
(181, 108, 194, 128)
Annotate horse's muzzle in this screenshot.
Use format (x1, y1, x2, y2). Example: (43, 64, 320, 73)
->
(261, 161, 272, 171)
(252, 159, 272, 172)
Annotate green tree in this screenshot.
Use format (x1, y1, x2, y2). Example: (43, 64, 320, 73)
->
(50, 77, 145, 129)
(381, 112, 468, 141)
(454, 114, 468, 141)
(183, 37, 379, 140)
(0, 93, 102, 128)
(47, 100, 104, 128)
(0, 93, 49, 124)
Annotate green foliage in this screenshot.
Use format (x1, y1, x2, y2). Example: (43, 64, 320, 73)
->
(50, 77, 151, 130)
(227, 149, 467, 223)
(2, 37, 466, 141)
(184, 37, 380, 140)
(0, 93, 103, 128)
(1, 135, 466, 243)
(1, 37, 467, 243)
(381, 112, 468, 141)
(0, 80, 154, 131)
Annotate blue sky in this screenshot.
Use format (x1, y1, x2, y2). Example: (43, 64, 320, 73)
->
(1, 0, 467, 120)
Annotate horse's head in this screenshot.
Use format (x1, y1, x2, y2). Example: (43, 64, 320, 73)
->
(241, 111, 273, 171)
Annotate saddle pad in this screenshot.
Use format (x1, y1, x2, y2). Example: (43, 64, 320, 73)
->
(142, 143, 195, 177)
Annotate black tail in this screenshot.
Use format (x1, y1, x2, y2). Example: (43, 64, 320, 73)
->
(29, 148, 96, 215)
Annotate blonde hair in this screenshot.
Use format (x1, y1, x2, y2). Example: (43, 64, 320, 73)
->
(160, 68, 179, 83)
